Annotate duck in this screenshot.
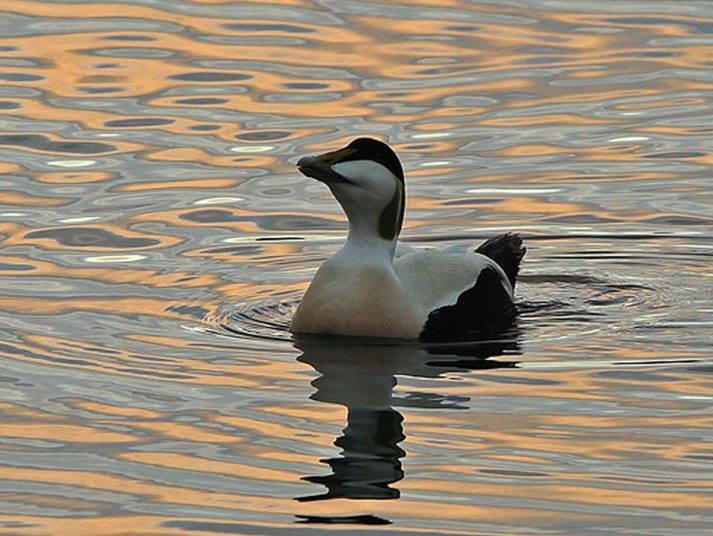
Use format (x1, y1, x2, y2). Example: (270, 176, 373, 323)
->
(290, 137, 525, 342)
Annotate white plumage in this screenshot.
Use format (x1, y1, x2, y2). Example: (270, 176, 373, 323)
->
(291, 138, 525, 341)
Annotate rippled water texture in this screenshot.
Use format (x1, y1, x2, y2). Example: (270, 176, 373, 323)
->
(1, 1, 712, 534)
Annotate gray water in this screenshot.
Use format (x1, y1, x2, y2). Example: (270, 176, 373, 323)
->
(0, 1, 712, 534)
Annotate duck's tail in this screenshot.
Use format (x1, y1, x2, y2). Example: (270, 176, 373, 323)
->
(476, 233, 526, 288)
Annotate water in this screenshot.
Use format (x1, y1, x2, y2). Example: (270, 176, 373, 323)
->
(1, 1, 712, 533)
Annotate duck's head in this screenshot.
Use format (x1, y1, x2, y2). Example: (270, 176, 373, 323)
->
(297, 138, 405, 241)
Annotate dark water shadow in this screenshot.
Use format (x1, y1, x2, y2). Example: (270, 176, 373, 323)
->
(293, 334, 519, 522)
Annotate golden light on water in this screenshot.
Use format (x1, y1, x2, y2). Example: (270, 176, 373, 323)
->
(0, 0, 712, 533)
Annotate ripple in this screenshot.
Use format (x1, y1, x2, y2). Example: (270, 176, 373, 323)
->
(102, 34, 157, 42)
(179, 209, 240, 223)
(58, 216, 102, 224)
(235, 131, 290, 141)
(283, 82, 330, 90)
(193, 197, 243, 206)
(174, 97, 229, 105)
(223, 22, 316, 34)
(216, 298, 297, 342)
(0, 73, 44, 82)
(47, 160, 97, 168)
(644, 151, 706, 159)
(104, 117, 175, 128)
(2, 1, 713, 533)
(25, 227, 160, 249)
(0, 134, 115, 155)
(83, 254, 148, 263)
(84, 46, 180, 59)
(169, 71, 252, 82)
(608, 136, 650, 142)
(188, 124, 221, 131)
(229, 145, 274, 153)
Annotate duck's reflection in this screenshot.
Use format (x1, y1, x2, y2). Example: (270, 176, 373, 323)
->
(299, 407, 404, 502)
(295, 335, 519, 503)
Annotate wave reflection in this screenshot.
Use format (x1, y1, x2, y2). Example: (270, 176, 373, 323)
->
(1, 0, 712, 533)
(295, 336, 519, 509)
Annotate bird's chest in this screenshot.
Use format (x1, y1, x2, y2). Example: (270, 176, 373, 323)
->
(291, 261, 422, 339)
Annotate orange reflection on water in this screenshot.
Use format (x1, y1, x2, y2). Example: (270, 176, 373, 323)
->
(34, 171, 117, 184)
(491, 196, 590, 216)
(2, 421, 135, 444)
(0, 464, 299, 519)
(0, 255, 223, 290)
(145, 147, 279, 169)
(402, 476, 713, 510)
(0, 191, 73, 207)
(1, 0, 712, 533)
(114, 177, 241, 192)
(121, 452, 301, 483)
(0, 515, 168, 536)
(481, 113, 610, 127)
(0, 295, 204, 318)
(8, 223, 181, 252)
(73, 400, 162, 419)
(213, 414, 339, 449)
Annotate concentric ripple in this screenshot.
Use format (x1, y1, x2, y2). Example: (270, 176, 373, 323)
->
(1, 0, 712, 534)
(216, 297, 299, 342)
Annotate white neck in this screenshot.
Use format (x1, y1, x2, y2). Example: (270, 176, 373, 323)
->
(340, 212, 397, 263)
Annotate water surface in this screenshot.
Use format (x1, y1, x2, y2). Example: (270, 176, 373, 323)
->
(1, 1, 712, 534)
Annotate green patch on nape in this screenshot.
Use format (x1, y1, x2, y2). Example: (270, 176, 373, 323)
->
(378, 181, 404, 241)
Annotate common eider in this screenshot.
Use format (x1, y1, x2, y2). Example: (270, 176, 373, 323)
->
(291, 138, 525, 342)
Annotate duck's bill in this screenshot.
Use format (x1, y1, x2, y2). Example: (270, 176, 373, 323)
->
(296, 155, 337, 183)
(297, 147, 355, 185)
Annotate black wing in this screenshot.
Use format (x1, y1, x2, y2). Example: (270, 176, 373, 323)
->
(420, 266, 517, 342)
(476, 233, 526, 289)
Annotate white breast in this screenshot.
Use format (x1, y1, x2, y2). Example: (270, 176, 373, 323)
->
(291, 247, 512, 340)
(290, 251, 423, 339)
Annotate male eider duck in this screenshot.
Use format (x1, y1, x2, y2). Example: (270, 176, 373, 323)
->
(291, 138, 525, 342)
